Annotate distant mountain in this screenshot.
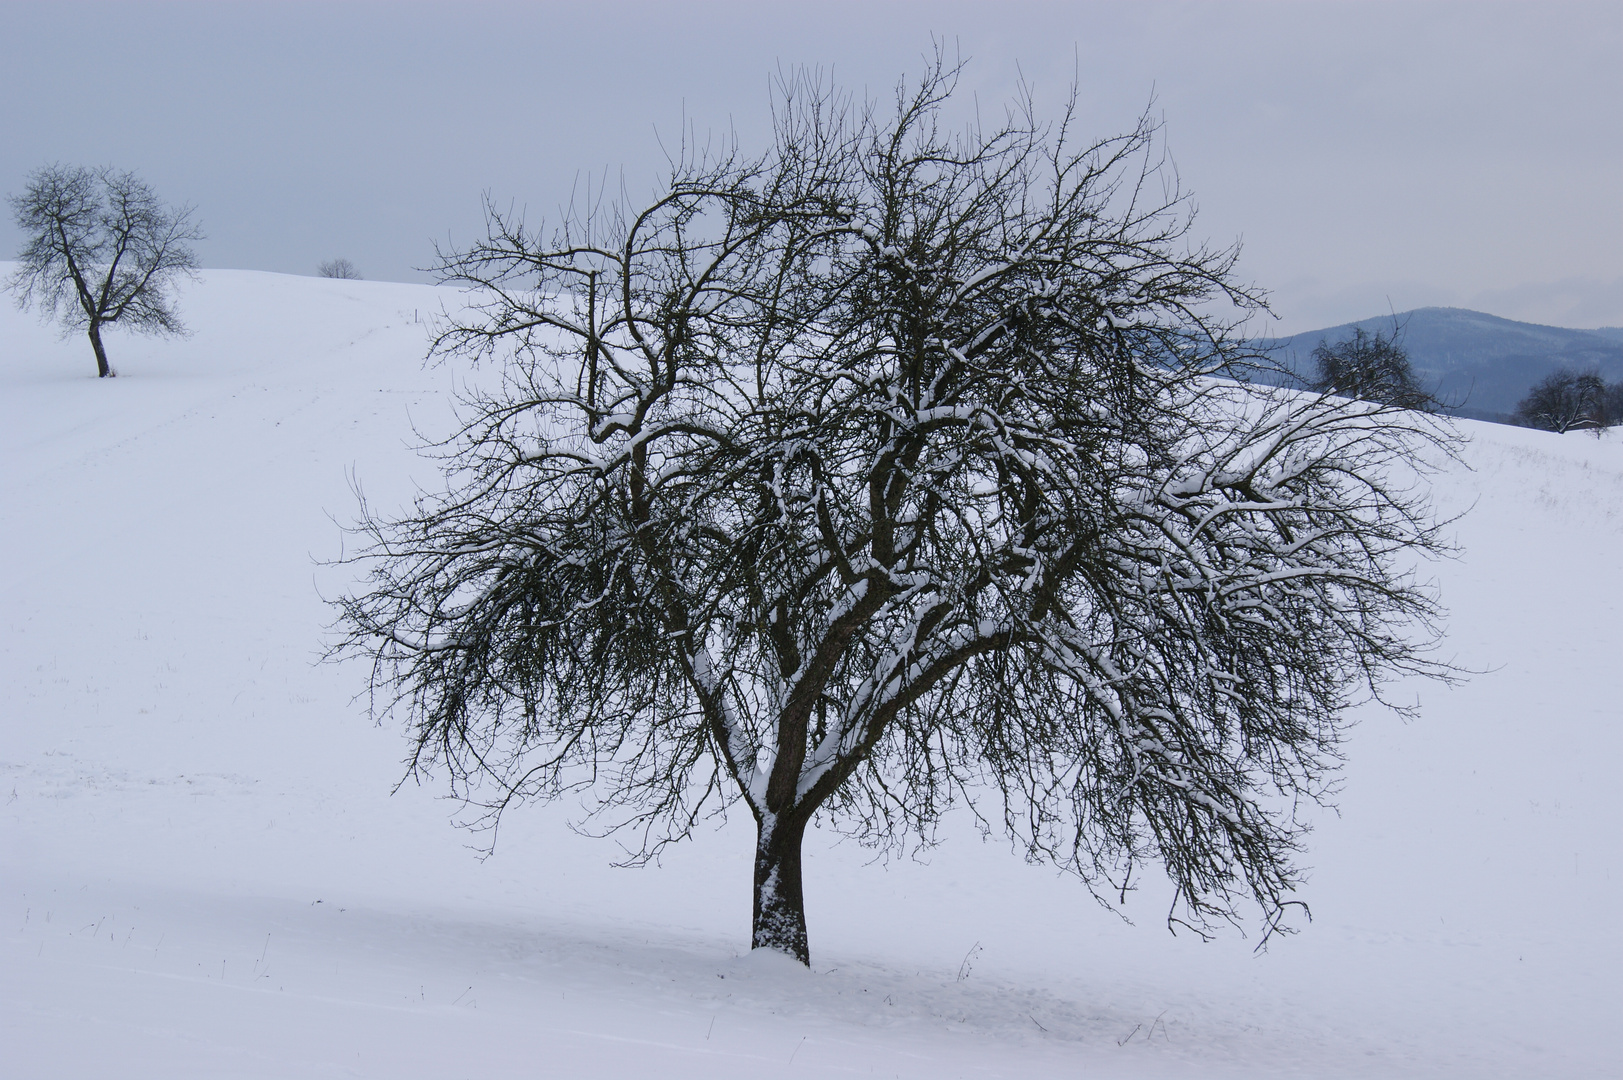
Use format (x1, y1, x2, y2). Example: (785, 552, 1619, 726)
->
(1259, 308, 1623, 422)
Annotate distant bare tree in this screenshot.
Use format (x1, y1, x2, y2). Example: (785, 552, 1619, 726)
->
(1598, 380, 1623, 431)
(1309, 326, 1433, 411)
(1514, 370, 1607, 433)
(336, 59, 1461, 966)
(318, 257, 362, 280)
(6, 164, 203, 378)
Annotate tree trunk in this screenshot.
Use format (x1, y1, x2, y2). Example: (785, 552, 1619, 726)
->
(752, 813, 810, 965)
(87, 322, 113, 378)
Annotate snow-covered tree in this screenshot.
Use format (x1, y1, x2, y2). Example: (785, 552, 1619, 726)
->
(6, 165, 202, 378)
(335, 61, 1459, 965)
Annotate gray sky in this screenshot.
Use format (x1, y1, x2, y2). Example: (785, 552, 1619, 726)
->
(2, 0, 1618, 336)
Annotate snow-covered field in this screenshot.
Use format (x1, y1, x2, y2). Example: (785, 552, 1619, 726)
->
(2, 269, 1618, 1078)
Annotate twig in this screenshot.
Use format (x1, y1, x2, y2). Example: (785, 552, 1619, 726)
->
(956, 941, 982, 981)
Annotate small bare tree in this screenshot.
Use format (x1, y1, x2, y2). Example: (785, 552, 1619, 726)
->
(1309, 325, 1433, 410)
(1514, 369, 1607, 433)
(1602, 381, 1623, 430)
(335, 61, 1460, 965)
(318, 257, 362, 280)
(7, 164, 202, 377)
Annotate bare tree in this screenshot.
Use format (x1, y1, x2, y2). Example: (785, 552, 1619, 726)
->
(1309, 325, 1433, 410)
(318, 257, 362, 280)
(1602, 380, 1623, 430)
(1513, 369, 1607, 433)
(334, 61, 1460, 966)
(6, 164, 202, 377)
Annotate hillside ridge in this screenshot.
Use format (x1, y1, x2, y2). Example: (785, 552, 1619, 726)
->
(1262, 307, 1623, 420)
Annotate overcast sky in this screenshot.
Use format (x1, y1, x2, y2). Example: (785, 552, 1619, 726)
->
(2, 0, 1618, 336)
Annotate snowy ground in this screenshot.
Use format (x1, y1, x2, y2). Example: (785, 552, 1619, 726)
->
(2, 269, 1618, 1078)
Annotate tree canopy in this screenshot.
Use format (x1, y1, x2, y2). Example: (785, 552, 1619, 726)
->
(1309, 325, 1433, 410)
(1514, 369, 1611, 433)
(7, 164, 201, 377)
(335, 61, 1460, 965)
(318, 257, 362, 280)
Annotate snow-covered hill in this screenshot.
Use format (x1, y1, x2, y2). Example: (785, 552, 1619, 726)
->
(3, 270, 1619, 1078)
(1262, 307, 1623, 422)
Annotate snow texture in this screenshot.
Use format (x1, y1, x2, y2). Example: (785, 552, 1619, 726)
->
(2, 269, 1619, 1077)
